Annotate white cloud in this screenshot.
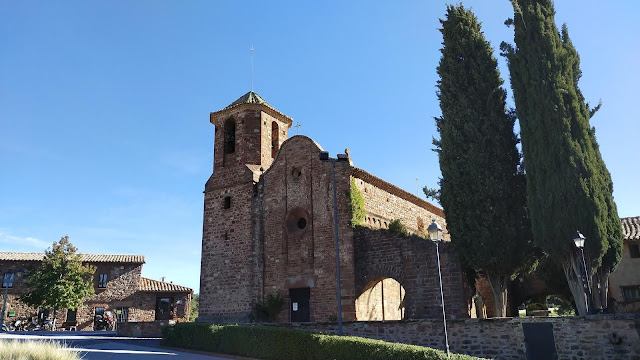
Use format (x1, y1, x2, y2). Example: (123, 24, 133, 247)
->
(0, 229, 50, 251)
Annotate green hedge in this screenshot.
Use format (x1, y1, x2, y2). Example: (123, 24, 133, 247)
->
(161, 323, 485, 360)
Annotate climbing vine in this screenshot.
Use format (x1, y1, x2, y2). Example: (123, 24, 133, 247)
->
(348, 178, 365, 228)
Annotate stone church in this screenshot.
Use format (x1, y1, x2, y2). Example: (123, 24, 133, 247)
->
(198, 91, 470, 323)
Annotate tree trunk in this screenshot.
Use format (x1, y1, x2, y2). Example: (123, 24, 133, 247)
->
(486, 272, 508, 317)
(563, 253, 589, 316)
(594, 268, 610, 312)
(52, 306, 57, 331)
(474, 291, 486, 319)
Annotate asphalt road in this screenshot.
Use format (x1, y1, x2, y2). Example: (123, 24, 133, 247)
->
(0, 331, 233, 360)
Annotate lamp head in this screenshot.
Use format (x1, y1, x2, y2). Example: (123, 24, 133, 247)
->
(427, 220, 443, 242)
(573, 230, 586, 249)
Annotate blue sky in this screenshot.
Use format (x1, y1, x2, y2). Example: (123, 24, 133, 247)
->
(1, 1, 638, 292)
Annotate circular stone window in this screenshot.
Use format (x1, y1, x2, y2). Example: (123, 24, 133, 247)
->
(285, 207, 310, 236)
(291, 166, 303, 180)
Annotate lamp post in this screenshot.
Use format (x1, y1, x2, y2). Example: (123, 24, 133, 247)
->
(428, 220, 450, 358)
(319, 151, 347, 336)
(0, 269, 14, 331)
(573, 231, 593, 314)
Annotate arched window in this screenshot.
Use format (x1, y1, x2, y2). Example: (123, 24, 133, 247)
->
(224, 118, 236, 154)
(271, 122, 279, 158)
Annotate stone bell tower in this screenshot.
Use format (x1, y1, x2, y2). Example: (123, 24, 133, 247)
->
(199, 91, 293, 323)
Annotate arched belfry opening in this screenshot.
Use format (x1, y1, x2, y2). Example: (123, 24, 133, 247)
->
(355, 277, 405, 321)
(271, 122, 279, 158)
(224, 118, 236, 154)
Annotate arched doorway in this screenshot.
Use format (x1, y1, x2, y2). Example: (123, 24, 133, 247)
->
(355, 277, 405, 321)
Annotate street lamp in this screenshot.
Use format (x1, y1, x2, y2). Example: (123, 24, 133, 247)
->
(427, 220, 450, 358)
(319, 151, 347, 336)
(573, 230, 593, 314)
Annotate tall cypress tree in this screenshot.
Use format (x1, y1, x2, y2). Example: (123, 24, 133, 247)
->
(435, 5, 536, 317)
(501, 0, 623, 314)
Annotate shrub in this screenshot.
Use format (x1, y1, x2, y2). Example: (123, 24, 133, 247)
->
(0, 340, 81, 360)
(388, 219, 408, 237)
(249, 292, 284, 322)
(526, 303, 547, 311)
(162, 323, 485, 360)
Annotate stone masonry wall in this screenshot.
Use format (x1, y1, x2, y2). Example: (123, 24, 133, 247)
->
(354, 227, 470, 320)
(131, 292, 191, 322)
(117, 320, 175, 338)
(287, 315, 640, 360)
(260, 135, 356, 322)
(199, 182, 257, 322)
(352, 172, 448, 239)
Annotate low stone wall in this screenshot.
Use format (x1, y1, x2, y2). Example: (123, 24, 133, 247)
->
(117, 320, 175, 338)
(285, 315, 640, 360)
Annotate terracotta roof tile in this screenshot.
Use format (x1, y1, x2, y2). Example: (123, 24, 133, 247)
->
(0, 252, 145, 264)
(138, 277, 193, 293)
(621, 216, 640, 241)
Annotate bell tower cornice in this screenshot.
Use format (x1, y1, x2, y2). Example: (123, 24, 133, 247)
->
(210, 91, 293, 127)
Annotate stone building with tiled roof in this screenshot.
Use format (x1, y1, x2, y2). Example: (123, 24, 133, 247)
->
(0, 252, 193, 330)
(609, 216, 640, 312)
(199, 91, 469, 324)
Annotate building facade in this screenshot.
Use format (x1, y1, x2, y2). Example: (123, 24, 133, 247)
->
(0, 252, 193, 330)
(199, 92, 470, 324)
(609, 216, 640, 312)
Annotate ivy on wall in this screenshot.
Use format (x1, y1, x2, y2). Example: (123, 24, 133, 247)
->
(348, 178, 365, 228)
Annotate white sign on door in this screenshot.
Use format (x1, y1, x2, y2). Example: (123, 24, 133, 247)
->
(292, 302, 298, 311)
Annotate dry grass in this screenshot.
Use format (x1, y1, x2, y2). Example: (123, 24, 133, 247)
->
(0, 340, 81, 360)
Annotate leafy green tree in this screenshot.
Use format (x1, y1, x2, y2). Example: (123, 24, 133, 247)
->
(190, 293, 199, 321)
(422, 187, 440, 204)
(20, 236, 95, 329)
(501, 0, 623, 314)
(435, 4, 537, 316)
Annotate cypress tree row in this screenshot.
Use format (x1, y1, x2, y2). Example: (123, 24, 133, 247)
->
(435, 5, 536, 317)
(501, 0, 623, 314)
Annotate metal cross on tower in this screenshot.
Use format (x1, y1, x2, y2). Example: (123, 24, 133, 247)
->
(294, 122, 302, 135)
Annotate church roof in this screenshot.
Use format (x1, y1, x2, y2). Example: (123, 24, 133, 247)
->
(225, 91, 272, 109)
(621, 216, 640, 241)
(211, 91, 293, 126)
